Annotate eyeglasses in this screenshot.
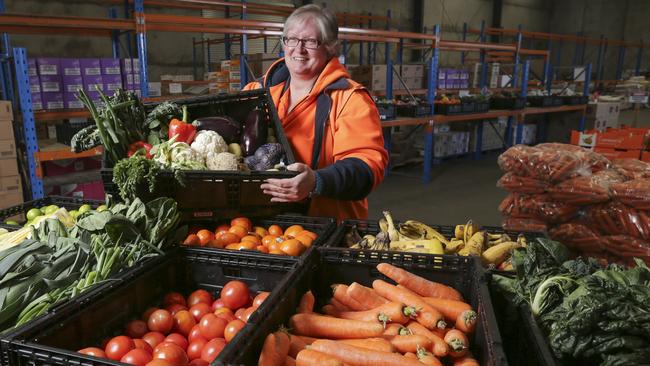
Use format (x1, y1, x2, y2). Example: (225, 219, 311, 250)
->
(281, 37, 321, 50)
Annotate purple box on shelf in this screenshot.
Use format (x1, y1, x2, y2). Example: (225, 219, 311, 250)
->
(121, 58, 132, 73)
(131, 58, 140, 73)
(460, 71, 469, 80)
(31, 92, 43, 110)
(102, 74, 123, 92)
(83, 75, 104, 92)
(40, 74, 62, 93)
(37, 58, 61, 76)
(28, 59, 38, 77)
(63, 75, 84, 93)
(133, 73, 140, 84)
(80, 58, 101, 76)
(101, 58, 121, 75)
(60, 58, 81, 76)
(29, 76, 41, 94)
(64, 92, 84, 109)
(438, 80, 447, 89)
(124, 74, 134, 85)
(42, 92, 64, 110)
(438, 68, 447, 80)
(86, 90, 101, 101)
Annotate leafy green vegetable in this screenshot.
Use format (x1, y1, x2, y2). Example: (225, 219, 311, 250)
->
(70, 125, 101, 153)
(112, 155, 162, 202)
(146, 101, 182, 145)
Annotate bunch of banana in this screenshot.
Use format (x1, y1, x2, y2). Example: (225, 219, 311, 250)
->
(383, 211, 444, 255)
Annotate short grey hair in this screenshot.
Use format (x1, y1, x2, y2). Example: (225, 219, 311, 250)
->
(282, 4, 339, 57)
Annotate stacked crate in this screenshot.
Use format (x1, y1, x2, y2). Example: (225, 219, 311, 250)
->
(0, 101, 23, 208)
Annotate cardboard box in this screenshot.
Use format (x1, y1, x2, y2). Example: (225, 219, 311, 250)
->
(30, 76, 41, 94)
(586, 101, 620, 121)
(400, 64, 424, 78)
(63, 92, 84, 109)
(220, 59, 240, 71)
(0, 119, 12, 137)
(124, 74, 134, 85)
(228, 82, 241, 93)
(0, 158, 18, 177)
(41, 92, 64, 110)
(438, 68, 447, 80)
(37, 58, 60, 76)
(0, 101, 12, 121)
(62, 75, 84, 94)
(31, 92, 43, 110)
(121, 58, 132, 73)
(83, 75, 103, 92)
(40, 74, 62, 93)
(594, 147, 641, 160)
(0, 139, 16, 159)
(597, 128, 648, 149)
(0, 175, 20, 192)
(133, 73, 140, 84)
(28, 59, 37, 77)
(0, 187, 22, 208)
(131, 59, 140, 73)
(148, 82, 162, 97)
(60, 58, 81, 76)
(102, 74, 123, 92)
(228, 71, 241, 82)
(168, 83, 183, 95)
(100, 58, 121, 75)
(80, 58, 101, 76)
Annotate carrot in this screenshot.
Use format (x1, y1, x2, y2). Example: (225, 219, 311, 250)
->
(322, 304, 340, 317)
(311, 339, 428, 366)
(339, 338, 395, 353)
(444, 329, 469, 358)
(332, 284, 366, 311)
(455, 310, 478, 333)
(377, 263, 463, 301)
(336, 301, 417, 327)
(295, 335, 318, 345)
(347, 282, 389, 310)
(259, 331, 291, 366)
(382, 334, 432, 354)
(296, 349, 345, 366)
(330, 298, 352, 312)
(421, 297, 473, 322)
(288, 334, 307, 358)
(298, 291, 315, 313)
(404, 352, 418, 359)
(372, 280, 447, 330)
(284, 356, 296, 366)
(417, 350, 443, 366)
(453, 355, 480, 366)
(289, 313, 384, 339)
(383, 323, 404, 336)
(406, 321, 449, 357)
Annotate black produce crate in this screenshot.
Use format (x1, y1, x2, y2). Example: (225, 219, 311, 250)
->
(434, 103, 463, 115)
(551, 97, 564, 107)
(577, 95, 589, 104)
(527, 96, 554, 108)
(102, 89, 309, 219)
(395, 102, 432, 117)
(476, 101, 490, 113)
(222, 249, 507, 366)
(462, 101, 476, 114)
(0, 196, 104, 230)
(376, 102, 396, 120)
(182, 214, 337, 262)
(0, 248, 297, 366)
(562, 96, 588, 105)
(491, 97, 526, 110)
(55, 121, 93, 146)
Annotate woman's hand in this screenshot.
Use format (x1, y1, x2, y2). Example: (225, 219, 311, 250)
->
(261, 163, 316, 202)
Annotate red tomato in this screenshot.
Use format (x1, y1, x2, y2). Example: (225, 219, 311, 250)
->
(164, 333, 188, 351)
(152, 342, 188, 366)
(198, 314, 227, 340)
(105, 335, 135, 361)
(241, 307, 256, 323)
(224, 320, 245, 342)
(126, 320, 149, 339)
(186, 338, 207, 361)
(148, 310, 173, 334)
(172, 310, 196, 337)
(163, 292, 187, 308)
(220, 281, 250, 310)
(215, 224, 230, 237)
(189, 360, 209, 366)
(142, 307, 159, 322)
(78, 347, 106, 358)
(200, 338, 226, 363)
(166, 303, 188, 316)
(189, 303, 211, 322)
(216, 312, 236, 323)
(210, 299, 227, 312)
(120, 348, 152, 366)
(187, 289, 213, 307)
(142, 332, 166, 349)
(252, 292, 269, 309)
(234, 308, 246, 321)
(187, 325, 205, 343)
(145, 360, 176, 366)
(133, 339, 153, 354)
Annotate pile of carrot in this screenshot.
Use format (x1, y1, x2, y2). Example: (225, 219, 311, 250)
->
(258, 263, 481, 366)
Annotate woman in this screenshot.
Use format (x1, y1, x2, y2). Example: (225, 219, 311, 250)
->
(246, 4, 388, 221)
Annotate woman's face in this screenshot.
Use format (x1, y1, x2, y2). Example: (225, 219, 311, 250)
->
(283, 18, 330, 81)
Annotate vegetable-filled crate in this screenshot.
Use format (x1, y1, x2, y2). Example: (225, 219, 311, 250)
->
(527, 96, 554, 108)
(395, 103, 432, 117)
(220, 249, 507, 366)
(0, 196, 105, 230)
(475, 101, 490, 113)
(376, 102, 396, 121)
(490, 97, 525, 110)
(180, 214, 336, 260)
(434, 103, 463, 115)
(461, 101, 476, 114)
(101, 89, 310, 219)
(0, 247, 297, 366)
(551, 97, 564, 107)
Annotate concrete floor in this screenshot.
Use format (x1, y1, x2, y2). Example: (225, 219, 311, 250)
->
(368, 108, 650, 227)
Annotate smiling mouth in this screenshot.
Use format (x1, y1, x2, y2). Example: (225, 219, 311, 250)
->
(292, 57, 308, 62)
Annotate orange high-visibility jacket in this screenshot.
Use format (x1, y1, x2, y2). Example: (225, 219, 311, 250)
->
(245, 57, 388, 221)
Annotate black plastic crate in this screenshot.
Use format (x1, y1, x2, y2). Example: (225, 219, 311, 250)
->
(395, 102, 432, 117)
(476, 101, 490, 113)
(221, 249, 507, 366)
(551, 97, 564, 107)
(434, 103, 463, 115)
(462, 101, 476, 114)
(181, 214, 337, 261)
(101, 89, 309, 219)
(1, 248, 297, 366)
(0, 196, 104, 230)
(527, 96, 554, 108)
(376, 102, 396, 121)
(55, 121, 93, 146)
(490, 97, 526, 110)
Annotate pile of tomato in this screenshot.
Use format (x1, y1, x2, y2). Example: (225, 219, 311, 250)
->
(182, 217, 318, 257)
(77, 280, 268, 366)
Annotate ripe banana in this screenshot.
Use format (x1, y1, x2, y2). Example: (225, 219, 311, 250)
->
(382, 211, 403, 242)
(454, 225, 465, 240)
(481, 241, 521, 265)
(390, 238, 444, 255)
(346, 225, 362, 246)
(399, 220, 450, 245)
(463, 220, 479, 244)
(488, 234, 511, 247)
(378, 218, 388, 233)
(458, 231, 485, 256)
(517, 234, 528, 247)
(445, 238, 465, 254)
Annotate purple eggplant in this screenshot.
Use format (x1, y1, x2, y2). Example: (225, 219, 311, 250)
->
(241, 107, 268, 156)
(192, 116, 241, 144)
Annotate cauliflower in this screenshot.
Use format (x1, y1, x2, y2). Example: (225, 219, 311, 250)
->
(206, 152, 239, 171)
(152, 140, 205, 170)
(191, 130, 227, 158)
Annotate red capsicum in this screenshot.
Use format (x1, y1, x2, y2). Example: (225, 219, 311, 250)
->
(127, 141, 153, 159)
(168, 105, 196, 144)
